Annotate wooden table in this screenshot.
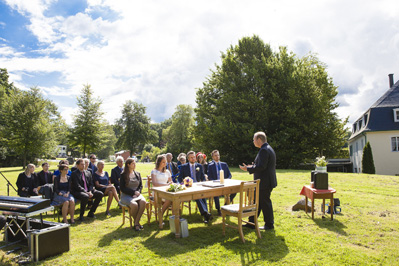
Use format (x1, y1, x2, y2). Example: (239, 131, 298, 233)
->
(299, 185, 336, 220)
(151, 179, 244, 238)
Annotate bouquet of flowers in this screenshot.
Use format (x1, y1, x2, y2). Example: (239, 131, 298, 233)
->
(315, 156, 327, 167)
(167, 183, 186, 192)
(183, 177, 193, 187)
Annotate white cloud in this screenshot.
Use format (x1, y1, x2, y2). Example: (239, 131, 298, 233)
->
(2, 0, 399, 126)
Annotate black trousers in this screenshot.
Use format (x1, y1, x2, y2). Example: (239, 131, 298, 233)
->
(249, 188, 274, 226)
(73, 190, 103, 217)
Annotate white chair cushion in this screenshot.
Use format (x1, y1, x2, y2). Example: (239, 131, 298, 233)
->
(221, 204, 256, 213)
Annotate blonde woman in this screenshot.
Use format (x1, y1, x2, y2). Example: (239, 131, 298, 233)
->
(16, 164, 38, 197)
(94, 161, 120, 216)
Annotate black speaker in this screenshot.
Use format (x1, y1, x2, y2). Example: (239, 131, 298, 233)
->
(314, 172, 328, 189)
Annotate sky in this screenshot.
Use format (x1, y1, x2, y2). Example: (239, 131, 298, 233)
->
(1, 0, 399, 127)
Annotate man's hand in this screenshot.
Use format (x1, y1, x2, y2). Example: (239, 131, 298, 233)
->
(88, 191, 93, 198)
(239, 164, 248, 171)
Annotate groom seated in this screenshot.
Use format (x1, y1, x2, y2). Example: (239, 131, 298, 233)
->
(178, 151, 212, 223)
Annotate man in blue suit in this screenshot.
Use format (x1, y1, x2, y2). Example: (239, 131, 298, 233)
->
(207, 150, 236, 216)
(240, 131, 277, 230)
(178, 151, 212, 223)
(88, 154, 98, 174)
(110, 156, 124, 195)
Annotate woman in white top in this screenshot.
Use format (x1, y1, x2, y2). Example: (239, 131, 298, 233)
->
(151, 155, 173, 215)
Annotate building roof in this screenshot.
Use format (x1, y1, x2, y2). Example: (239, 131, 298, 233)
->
(349, 79, 399, 140)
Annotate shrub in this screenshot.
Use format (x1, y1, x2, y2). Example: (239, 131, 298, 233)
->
(362, 142, 375, 174)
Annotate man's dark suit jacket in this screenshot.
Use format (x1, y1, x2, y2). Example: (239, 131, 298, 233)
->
(35, 170, 53, 186)
(247, 142, 277, 190)
(71, 169, 94, 194)
(110, 166, 122, 189)
(166, 162, 179, 176)
(178, 163, 205, 183)
(207, 161, 232, 181)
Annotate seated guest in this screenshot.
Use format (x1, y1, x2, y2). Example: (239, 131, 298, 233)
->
(178, 151, 212, 223)
(120, 158, 147, 231)
(35, 162, 54, 199)
(196, 152, 208, 180)
(207, 150, 236, 215)
(177, 153, 186, 166)
(83, 158, 92, 174)
(93, 161, 120, 216)
(88, 154, 98, 173)
(16, 164, 38, 197)
(71, 159, 103, 222)
(165, 153, 179, 182)
(53, 160, 72, 181)
(52, 164, 75, 224)
(110, 156, 124, 195)
(151, 155, 173, 215)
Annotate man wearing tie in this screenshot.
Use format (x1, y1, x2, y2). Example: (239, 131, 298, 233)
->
(178, 151, 212, 223)
(110, 156, 124, 195)
(165, 153, 179, 182)
(207, 150, 235, 216)
(71, 159, 103, 221)
(35, 162, 54, 199)
(239, 131, 277, 230)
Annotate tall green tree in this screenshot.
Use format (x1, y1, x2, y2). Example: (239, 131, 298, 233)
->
(69, 84, 105, 157)
(150, 118, 172, 148)
(195, 35, 347, 167)
(116, 100, 157, 156)
(93, 123, 117, 159)
(1, 87, 60, 166)
(163, 105, 195, 156)
(362, 142, 375, 174)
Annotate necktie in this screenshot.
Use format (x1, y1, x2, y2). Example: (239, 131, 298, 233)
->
(191, 164, 195, 180)
(44, 172, 48, 183)
(82, 171, 88, 191)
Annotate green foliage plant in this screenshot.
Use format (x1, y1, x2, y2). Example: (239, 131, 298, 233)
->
(362, 141, 376, 174)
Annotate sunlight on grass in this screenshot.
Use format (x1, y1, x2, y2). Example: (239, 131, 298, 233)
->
(0, 162, 398, 265)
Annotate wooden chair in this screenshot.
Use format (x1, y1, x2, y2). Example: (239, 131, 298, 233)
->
(119, 201, 133, 229)
(221, 180, 261, 243)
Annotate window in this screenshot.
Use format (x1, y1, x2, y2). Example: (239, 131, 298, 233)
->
(353, 123, 357, 132)
(364, 114, 368, 125)
(361, 139, 364, 150)
(358, 119, 363, 128)
(392, 137, 399, 152)
(349, 145, 353, 156)
(394, 108, 399, 122)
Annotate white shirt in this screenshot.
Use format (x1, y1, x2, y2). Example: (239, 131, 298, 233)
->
(151, 169, 171, 185)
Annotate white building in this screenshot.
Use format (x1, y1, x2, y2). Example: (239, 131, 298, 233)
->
(348, 74, 399, 175)
(57, 145, 67, 158)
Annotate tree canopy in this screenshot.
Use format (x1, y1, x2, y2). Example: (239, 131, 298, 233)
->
(116, 100, 157, 156)
(195, 35, 348, 167)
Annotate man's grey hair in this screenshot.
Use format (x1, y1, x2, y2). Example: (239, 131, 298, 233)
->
(115, 156, 124, 163)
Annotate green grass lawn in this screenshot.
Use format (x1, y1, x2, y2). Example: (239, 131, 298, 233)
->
(0, 163, 398, 265)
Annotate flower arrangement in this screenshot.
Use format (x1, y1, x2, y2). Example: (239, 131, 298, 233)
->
(183, 177, 193, 187)
(167, 183, 186, 192)
(195, 167, 199, 172)
(315, 156, 327, 167)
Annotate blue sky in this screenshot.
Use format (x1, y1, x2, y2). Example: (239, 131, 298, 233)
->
(1, 0, 399, 126)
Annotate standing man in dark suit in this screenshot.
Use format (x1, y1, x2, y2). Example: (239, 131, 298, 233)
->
(71, 159, 103, 222)
(110, 156, 124, 195)
(178, 151, 212, 223)
(207, 150, 235, 216)
(35, 162, 53, 199)
(165, 153, 179, 182)
(240, 131, 277, 230)
(88, 154, 98, 174)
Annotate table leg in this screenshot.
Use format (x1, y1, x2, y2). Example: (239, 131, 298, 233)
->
(305, 196, 308, 214)
(156, 193, 163, 229)
(172, 200, 181, 238)
(322, 199, 325, 214)
(311, 198, 314, 219)
(330, 196, 334, 221)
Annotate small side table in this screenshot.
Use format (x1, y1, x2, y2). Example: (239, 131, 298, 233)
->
(299, 185, 336, 220)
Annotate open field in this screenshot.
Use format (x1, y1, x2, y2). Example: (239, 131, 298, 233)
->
(0, 162, 398, 265)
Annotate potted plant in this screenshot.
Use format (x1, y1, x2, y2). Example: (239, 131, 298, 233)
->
(315, 156, 327, 172)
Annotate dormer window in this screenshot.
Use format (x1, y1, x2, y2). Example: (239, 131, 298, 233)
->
(394, 108, 399, 122)
(364, 114, 368, 125)
(358, 119, 363, 128)
(353, 123, 357, 132)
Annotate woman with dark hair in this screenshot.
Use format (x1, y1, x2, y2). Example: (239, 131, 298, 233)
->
(120, 158, 147, 231)
(52, 164, 75, 224)
(151, 155, 173, 215)
(52, 160, 72, 181)
(93, 161, 120, 216)
(196, 152, 209, 181)
(16, 164, 38, 197)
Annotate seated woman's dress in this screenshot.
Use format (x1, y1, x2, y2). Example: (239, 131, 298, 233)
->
(93, 172, 110, 193)
(52, 175, 74, 206)
(151, 169, 171, 186)
(120, 171, 146, 206)
(16, 173, 38, 197)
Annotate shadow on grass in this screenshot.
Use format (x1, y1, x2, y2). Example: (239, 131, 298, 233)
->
(313, 216, 347, 235)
